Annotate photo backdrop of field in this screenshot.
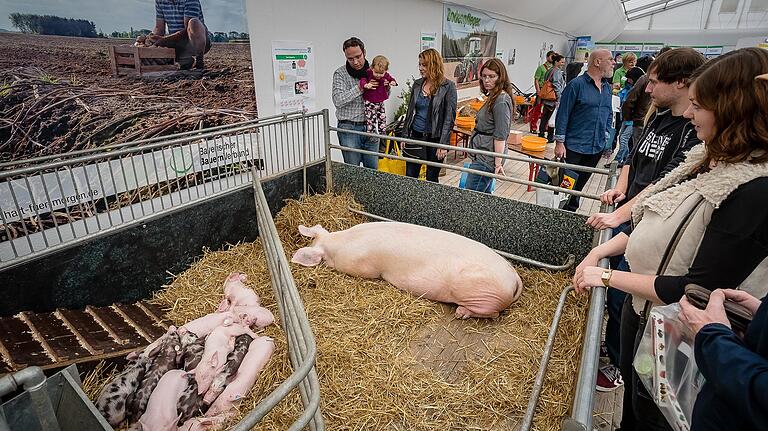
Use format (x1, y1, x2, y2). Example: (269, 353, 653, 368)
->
(0, 0, 258, 162)
(441, 5, 498, 90)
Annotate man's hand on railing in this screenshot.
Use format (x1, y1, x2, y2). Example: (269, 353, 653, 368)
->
(600, 188, 626, 205)
(586, 212, 622, 230)
(437, 148, 447, 159)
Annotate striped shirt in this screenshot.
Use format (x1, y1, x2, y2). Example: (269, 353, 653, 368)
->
(331, 65, 365, 123)
(155, 0, 205, 34)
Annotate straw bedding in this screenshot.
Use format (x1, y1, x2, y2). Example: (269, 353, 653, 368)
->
(84, 192, 588, 431)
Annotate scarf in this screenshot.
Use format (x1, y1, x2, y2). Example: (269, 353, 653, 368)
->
(632, 144, 768, 225)
(346, 60, 369, 80)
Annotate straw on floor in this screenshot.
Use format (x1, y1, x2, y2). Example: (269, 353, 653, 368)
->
(84, 192, 588, 431)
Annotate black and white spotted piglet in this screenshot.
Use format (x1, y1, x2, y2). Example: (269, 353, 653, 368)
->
(96, 355, 151, 427)
(126, 329, 182, 423)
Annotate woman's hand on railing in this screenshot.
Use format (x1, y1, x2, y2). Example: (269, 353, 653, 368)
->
(437, 149, 447, 159)
(494, 164, 505, 176)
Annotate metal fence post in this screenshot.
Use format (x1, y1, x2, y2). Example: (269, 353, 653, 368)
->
(322, 109, 333, 192)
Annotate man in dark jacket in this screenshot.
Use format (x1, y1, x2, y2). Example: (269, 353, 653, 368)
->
(679, 289, 768, 431)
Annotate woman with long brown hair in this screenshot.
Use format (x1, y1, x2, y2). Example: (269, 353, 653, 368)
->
(464, 58, 514, 193)
(402, 48, 457, 182)
(573, 47, 768, 431)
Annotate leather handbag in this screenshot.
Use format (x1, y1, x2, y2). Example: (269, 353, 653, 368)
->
(684, 284, 753, 333)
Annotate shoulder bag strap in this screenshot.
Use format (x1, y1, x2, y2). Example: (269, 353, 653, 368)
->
(636, 196, 707, 339)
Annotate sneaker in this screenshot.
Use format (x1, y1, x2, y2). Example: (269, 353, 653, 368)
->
(596, 363, 624, 392)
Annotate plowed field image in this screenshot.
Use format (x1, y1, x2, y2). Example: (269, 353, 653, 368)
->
(0, 33, 258, 162)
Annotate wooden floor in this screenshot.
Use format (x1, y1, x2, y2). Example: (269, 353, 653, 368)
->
(439, 121, 611, 217)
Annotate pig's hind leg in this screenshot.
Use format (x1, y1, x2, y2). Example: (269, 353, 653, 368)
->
(454, 305, 500, 320)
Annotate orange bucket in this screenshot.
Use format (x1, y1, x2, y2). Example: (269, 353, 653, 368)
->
(521, 135, 547, 152)
(469, 99, 485, 111)
(513, 95, 526, 105)
(455, 115, 475, 130)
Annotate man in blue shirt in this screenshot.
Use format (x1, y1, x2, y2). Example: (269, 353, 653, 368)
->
(152, 0, 211, 70)
(554, 49, 615, 212)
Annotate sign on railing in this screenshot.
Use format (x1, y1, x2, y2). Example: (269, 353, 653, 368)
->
(1, 134, 265, 223)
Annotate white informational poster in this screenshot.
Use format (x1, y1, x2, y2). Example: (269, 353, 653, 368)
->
(271, 41, 316, 113)
(420, 31, 437, 51)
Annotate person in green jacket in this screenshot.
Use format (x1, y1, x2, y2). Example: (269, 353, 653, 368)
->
(612, 52, 637, 91)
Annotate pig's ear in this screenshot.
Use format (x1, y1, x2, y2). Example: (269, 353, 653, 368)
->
(209, 352, 220, 369)
(298, 224, 328, 238)
(291, 247, 323, 266)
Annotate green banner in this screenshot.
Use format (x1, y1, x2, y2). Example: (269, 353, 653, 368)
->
(275, 54, 306, 60)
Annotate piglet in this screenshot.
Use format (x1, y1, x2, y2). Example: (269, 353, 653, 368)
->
(127, 330, 182, 423)
(134, 370, 195, 431)
(179, 414, 230, 431)
(205, 337, 275, 417)
(202, 334, 253, 406)
(217, 273, 260, 311)
(96, 355, 150, 427)
(179, 332, 206, 371)
(231, 305, 275, 329)
(194, 323, 258, 395)
(180, 311, 238, 338)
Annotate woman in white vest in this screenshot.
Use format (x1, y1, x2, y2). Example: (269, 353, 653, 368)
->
(572, 47, 768, 431)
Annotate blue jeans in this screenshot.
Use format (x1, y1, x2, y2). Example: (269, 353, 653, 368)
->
(337, 122, 379, 169)
(616, 122, 633, 166)
(464, 160, 494, 193)
(605, 222, 630, 367)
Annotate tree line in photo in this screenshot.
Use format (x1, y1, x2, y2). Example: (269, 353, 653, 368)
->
(8, 13, 249, 42)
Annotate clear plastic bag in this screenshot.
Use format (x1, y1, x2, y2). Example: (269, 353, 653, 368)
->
(633, 303, 707, 431)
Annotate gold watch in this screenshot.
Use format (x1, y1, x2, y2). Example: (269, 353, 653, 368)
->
(601, 269, 613, 288)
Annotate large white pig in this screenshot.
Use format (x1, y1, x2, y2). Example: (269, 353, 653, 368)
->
(291, 222, 523, 319)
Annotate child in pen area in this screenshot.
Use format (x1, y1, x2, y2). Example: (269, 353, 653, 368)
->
(360, 55, 397, 135)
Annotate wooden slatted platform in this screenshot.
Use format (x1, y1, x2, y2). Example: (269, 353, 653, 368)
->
(0, 301, 170, 375)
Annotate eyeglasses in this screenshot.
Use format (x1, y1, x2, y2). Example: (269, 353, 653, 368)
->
(480, 74, 498, 80)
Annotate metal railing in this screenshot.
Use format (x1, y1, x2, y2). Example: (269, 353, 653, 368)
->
(232, 172, 323, 431)
(325, 126, 612, 201)
(0, 111, 326, 268)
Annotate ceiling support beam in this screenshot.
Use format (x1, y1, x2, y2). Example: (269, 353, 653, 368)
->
(627, 0, 701, 21)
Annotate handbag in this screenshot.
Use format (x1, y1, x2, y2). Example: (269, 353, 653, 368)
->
(378, 133, 406, 176)
(631, 197, 706, 430)
(537, 66, 557, 102)
(684, 284, 753, 333)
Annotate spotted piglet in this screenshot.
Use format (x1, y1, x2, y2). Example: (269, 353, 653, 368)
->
(96, 355, 150, 427)
(202, 334, 253, 406)
(134, 370, 196, 431)
(180, 332, 207, 371)
(127, 329, 182, 423)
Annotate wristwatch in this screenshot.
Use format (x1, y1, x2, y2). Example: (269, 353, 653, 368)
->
(601, 269, 613, 288)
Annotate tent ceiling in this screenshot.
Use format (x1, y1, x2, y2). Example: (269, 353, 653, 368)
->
(622, 0, 703, 21)
(446, 0, 628, 41)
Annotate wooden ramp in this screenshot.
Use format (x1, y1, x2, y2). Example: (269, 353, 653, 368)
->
(0, 301, 173, 375)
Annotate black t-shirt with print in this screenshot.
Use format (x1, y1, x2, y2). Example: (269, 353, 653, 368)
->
(625, 108, 702, 201)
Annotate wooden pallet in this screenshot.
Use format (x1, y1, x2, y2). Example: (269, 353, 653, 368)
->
(0, 301, 172, 375)
(109, 45, 177, 77)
